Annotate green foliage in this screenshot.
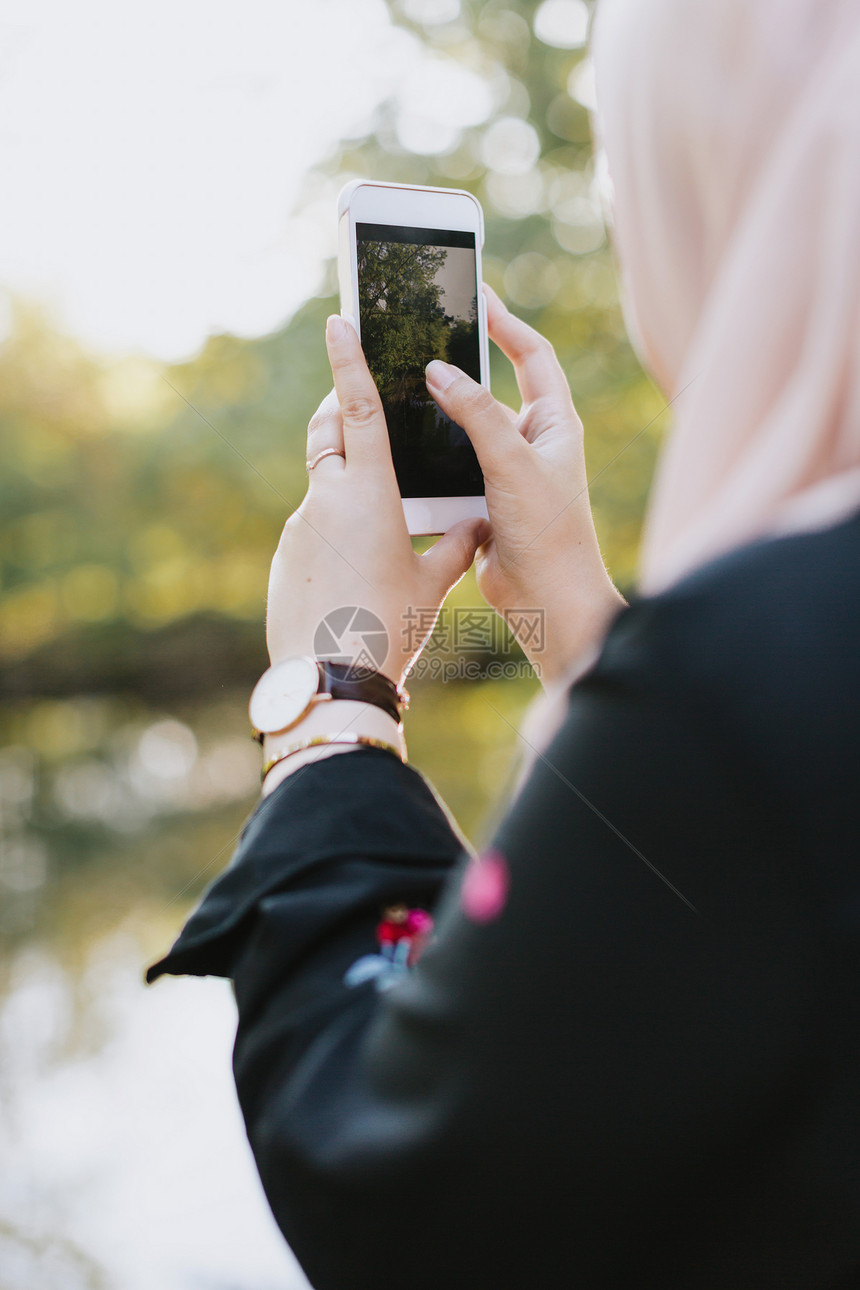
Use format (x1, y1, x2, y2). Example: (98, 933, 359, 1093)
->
(0, 0, 674, 950)
(0, 0, 670, 682)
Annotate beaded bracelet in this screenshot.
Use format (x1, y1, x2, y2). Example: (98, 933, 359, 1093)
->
(261, 732, 405, 783)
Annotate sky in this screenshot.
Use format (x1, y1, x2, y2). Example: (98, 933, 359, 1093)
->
(0, 0, 490, 362)
(435, 245, 477, 321)
(0, 0, 594, 364)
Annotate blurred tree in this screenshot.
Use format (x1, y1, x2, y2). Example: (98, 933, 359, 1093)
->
(0, 0, 681, 957)
(0, 0, 670, 700)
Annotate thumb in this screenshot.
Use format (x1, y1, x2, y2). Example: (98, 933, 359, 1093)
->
(420, 517, 491, 595)
(425, 361, 527, 487)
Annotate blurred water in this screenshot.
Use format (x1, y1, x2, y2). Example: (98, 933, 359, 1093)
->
(0, 676, 531, 1287)
(0, 693, 310, 1288)
(0, 932, 309, 1290)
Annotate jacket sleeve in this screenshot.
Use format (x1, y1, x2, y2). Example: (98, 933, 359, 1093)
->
(146, 599, 832, 1290)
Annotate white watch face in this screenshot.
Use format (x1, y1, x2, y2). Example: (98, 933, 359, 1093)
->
(249, 657, 320, 735)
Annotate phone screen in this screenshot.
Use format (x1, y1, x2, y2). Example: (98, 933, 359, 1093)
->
(356, 222, 485, 499)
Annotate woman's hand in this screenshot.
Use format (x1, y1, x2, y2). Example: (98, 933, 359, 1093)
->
(425, 286, 625, 683)
(266, 315, 489, 687)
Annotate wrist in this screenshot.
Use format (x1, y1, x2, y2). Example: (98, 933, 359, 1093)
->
(261, 741, 357, 796)
(252, 658, 408, 741)
(526, 576, 626, 686)
(260, 699, 406, 795)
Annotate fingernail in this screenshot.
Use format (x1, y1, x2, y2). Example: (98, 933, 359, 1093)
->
(426, 360, 458, 391)
(326, 315, 348, 343)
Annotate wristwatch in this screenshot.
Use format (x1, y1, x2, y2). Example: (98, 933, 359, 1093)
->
(249, 657, 409, 742)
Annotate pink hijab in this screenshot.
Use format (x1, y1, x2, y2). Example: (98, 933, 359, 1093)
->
(591, 0, 860, 593)
(518, 0, 860, 762)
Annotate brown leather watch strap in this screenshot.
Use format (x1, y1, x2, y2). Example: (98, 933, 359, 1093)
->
(317, 661, 408, 724)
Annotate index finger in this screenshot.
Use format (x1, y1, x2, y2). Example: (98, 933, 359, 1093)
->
(325, 315, 395, 477)
(483, 284, 572, 409)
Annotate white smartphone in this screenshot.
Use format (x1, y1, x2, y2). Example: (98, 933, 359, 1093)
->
(337, 179, 490, 536)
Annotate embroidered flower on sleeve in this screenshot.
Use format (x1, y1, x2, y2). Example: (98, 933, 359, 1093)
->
(344, 850, 511, 992)
(344, 904, 434, 992)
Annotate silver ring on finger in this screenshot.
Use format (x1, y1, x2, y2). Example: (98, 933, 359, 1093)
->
(306, 447, 346, 472)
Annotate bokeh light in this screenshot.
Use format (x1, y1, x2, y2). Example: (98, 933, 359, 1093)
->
(533, 0, 590, 49)
(0, 0, 421, 361)
(395, 57, 495, 155)
(481, 116, 542, 174)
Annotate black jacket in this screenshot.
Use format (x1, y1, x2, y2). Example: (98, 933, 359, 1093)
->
(147, 512, 860, 1290)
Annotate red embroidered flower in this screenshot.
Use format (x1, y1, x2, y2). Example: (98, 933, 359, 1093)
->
(376, 905, 434, 965)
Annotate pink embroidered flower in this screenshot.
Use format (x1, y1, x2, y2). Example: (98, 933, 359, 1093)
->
(460, 849, 510, 923)
(404, 908, 433, 937)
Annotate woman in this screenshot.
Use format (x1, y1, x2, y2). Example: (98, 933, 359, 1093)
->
(146, 1, 860, 1285)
